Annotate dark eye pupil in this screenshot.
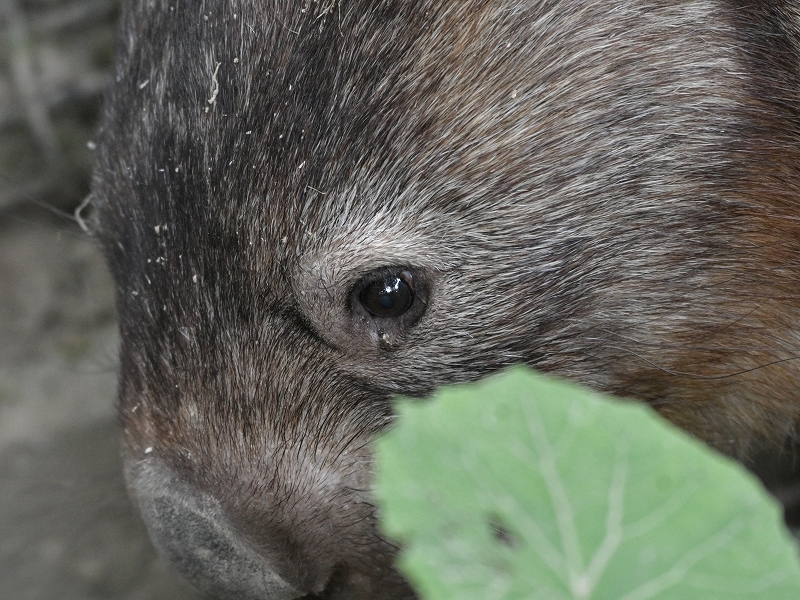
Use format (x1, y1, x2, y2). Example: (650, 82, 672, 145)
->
(377, 291, 396, 310)
(360, 275, 414, 318)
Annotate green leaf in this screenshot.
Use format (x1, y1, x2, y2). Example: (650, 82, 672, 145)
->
(375, 367, 800, 600)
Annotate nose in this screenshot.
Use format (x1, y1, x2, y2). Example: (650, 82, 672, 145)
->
(130, 458, 301, 600)
(129, 455, 417, 599)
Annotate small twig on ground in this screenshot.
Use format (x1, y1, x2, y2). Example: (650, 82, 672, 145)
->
(3, 0, 60, 165)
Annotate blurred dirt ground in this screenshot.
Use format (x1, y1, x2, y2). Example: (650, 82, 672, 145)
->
(0, 0, 200, 597)
(0, 211, 201, 600)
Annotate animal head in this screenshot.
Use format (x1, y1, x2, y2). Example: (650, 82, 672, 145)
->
(91, 1, 800, 597)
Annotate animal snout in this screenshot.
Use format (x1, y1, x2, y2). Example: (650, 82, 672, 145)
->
(128, 443, 417, 599)
(131, 458, 302, 599)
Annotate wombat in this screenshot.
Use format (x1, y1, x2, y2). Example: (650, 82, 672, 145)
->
(89, 0, 800, 598)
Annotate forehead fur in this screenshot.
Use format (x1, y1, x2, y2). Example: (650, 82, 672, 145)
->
(94, 0, 751, 303)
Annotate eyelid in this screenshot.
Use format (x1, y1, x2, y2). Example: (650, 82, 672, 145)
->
(400, 270, 415, 291)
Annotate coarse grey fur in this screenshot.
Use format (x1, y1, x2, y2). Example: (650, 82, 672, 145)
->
(91, 0, 800, 597)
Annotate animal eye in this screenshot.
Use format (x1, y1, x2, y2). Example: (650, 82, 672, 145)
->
(359, 273, 414, 318)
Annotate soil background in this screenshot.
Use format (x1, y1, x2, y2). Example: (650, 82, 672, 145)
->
(0, 0, 200, 597)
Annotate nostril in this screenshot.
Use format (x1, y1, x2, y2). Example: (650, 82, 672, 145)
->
(301, 563, 418, 600)
(300, 565, 350, 600)
(129, 458, 301, 600)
